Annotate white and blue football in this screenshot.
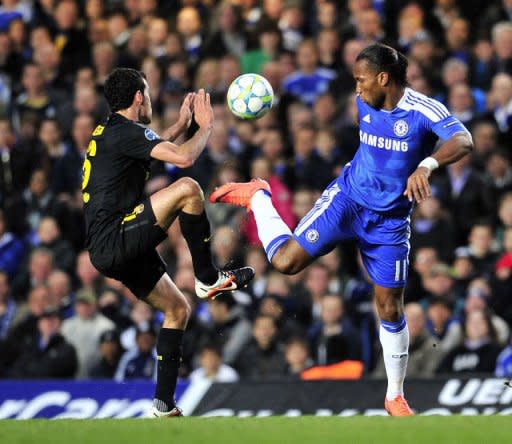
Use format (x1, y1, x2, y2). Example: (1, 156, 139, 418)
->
(227, 73, 274, 120)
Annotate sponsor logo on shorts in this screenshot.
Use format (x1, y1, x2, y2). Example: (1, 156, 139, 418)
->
(144, 128, 159, 141)
(305, 229, 319, 243)
(393, 120, 408, 137)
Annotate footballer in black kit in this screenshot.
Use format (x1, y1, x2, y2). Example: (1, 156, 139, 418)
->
(82, 68, 254, 417)
(83, 113, 169, 296)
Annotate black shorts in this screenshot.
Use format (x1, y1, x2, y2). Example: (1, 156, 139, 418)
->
(89, 198, 168, 299)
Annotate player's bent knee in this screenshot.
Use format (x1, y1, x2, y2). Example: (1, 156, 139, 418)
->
(173, 177, 203, 201)
(376, 299, 403, 322)
(272, 253, 302, 275)
(164, 299, 191, 324)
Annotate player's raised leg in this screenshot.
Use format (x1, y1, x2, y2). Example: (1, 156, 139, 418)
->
(374, 285, 414, 416)
(150, 176, 254, 299)
(209, 179, 314, 274)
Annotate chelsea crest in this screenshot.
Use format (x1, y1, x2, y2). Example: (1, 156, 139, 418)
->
(393, 120, 408, 137)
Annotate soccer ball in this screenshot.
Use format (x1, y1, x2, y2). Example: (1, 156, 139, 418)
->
(227, 73, 274, 120)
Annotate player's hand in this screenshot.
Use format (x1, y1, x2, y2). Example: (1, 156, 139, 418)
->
(193, 89, 214, 130)
(177, 92, 194, 129)
(403, 167, 431, 203)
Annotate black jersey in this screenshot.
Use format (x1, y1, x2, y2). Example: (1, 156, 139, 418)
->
(82, 113, 163, 252)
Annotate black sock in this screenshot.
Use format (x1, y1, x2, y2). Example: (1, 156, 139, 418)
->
(179, 211, 218, 285)
(154, 328, 184, 411)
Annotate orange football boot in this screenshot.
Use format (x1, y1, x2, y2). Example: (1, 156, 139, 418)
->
(385, 395, 415, 416)
(209, 178, 271, 210)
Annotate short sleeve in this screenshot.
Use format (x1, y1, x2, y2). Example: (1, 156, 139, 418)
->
(119, 123, 163, 160)
(430, 115, 470, 141)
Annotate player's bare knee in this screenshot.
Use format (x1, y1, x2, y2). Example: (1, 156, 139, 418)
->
(174, 177, 203, 201)
(272, 253, 301, 275)
(377, 299, 402, 322)
(164, 298, 191, 324)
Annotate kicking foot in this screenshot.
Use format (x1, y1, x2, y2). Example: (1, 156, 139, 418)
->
(151, 406, 183, 418)
(209, 178, 271, 210)
(384, 395, 414, 416)
(195, 267, 255, 300)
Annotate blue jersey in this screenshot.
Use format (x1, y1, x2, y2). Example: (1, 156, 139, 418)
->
(282, 68, 336, 106)
(338, 87, 469, 214)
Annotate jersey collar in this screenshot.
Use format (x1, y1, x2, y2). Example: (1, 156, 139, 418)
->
(380, 88, 409, 113)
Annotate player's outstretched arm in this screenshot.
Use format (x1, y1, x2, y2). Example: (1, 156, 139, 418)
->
(160, 92, 195, 142)
(150, 89, 214, 168)
(404, 131, 473, 203)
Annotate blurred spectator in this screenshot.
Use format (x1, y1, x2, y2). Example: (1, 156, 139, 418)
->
(234, 314, 287, 379)
(61, 288, 115, 378)
(47, 270, 74, 319)
(282, 39, 336, 107)
(89, 329, 123, 379)
(53, 0, 91, 77)
(0, 270, 15, 340)
(35, 216, 75, 274)
(432, 153, 494, 246)
(0, 208, 25, 279)
(37, 118, 70, 184)
(52, 113, 95, 196)
(189, 342, 239, 383)
(487, 72, 512, 145)
(374, 303, 441, 378)
(490, 22, 512, 78)
(211, 225, 243, 269)
(5, 168, 57, 237)
(278, 3, 305, 52)
(76, 250, 101, 291)
(426, 294, 459, 353)
(258, 293, 305, 342)
(485, 149, 512, 200)
(284, 336, 313, 376)
(0, 284, 50, 375)
(176, 6, 203, 67)
(465, 222, 499, 277)
(12, 61, 57, 130)
(8, 305, 77, 379)
(244, 246, 269, 302)
(405, 247, 440, 303)
(469, 120, 499, 172)
(120, 299, 156, 351)
(241, 22, 281, 74)
(410, 193, 455, 263)
(308, 294, 361, 365)
(0, 117, 37, 206)
(496, 339, 512, 378)
(201, 293, 252, 366)
(243, 156, 296, 246)
(436, 309, 502, 374)
(11, 247, 54, 301)
(115, 323, 157, 381)
(449, 278, 510, 347)
(203, 2, 247, 59)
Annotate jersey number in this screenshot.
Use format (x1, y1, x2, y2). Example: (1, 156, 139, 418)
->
(82, 139, 97, 203)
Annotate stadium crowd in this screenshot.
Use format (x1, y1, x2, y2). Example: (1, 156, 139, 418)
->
(1, 0, 512, 383)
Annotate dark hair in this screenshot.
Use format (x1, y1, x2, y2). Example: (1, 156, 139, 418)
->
(356, 43, 408, 87)
(463, 309, 497, 344)
(200, 341, 222, 356)
(104, 68, 147, 112)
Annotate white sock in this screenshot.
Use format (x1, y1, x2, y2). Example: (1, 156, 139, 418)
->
(250, 190, 292, 262)
(379, 315, 409, 401)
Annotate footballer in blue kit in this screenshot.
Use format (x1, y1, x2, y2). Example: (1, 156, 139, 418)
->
(211, 43, 474, 416)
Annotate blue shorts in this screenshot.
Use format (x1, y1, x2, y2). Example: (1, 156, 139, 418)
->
(293, 181, 410, 288)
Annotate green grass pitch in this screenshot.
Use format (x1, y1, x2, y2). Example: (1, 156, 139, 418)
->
(1, 417, 511, 444)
